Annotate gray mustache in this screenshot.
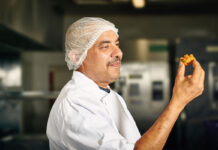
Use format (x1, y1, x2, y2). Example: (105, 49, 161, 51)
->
(107, 57, 121, 66)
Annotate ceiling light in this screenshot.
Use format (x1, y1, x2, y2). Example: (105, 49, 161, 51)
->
(132, 0, 146, 8)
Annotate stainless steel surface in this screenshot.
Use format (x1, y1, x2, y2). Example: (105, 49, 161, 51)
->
(0, 54, 23, 135)
(0, 0, 63, 49)
(0, 100, 22, 134)
(121, 39, 169, 62)
(0, 57, 21, 89)
(0, 90, 59, 137)
(0, 134, 49, 150)
(20, 52, 70, 134)
(0, 91, 59, 100)
(0, 52, 67, 136)
(115, 62, 170, 131)
(208, 62, 218, 110)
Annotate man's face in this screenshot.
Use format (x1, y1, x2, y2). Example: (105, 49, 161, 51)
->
(79, 30, 123, 85)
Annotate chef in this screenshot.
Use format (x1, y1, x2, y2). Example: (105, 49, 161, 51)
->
(47, 17, 205, 150)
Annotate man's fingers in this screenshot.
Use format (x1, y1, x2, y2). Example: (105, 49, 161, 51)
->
(186, 75, 192, 79)
(192, 60, 203, 80)
(191, 60, 205, 95)
(200, 67, 205, 85)
(176, 61, 185, 80)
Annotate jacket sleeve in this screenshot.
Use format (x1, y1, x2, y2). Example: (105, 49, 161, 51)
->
(61, 99, 136, 150)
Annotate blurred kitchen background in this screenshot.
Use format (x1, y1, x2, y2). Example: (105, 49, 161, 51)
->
(1, 0, 218, 149)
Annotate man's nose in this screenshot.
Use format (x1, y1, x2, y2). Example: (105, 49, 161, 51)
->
(111, 45, 123, 59)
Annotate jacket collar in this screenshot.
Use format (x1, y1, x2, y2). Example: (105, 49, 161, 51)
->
(72, 71, 109, 101)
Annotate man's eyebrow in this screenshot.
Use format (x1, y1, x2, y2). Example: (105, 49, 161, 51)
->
(98, 38, 120, 46)
(99, 40, 111, 46)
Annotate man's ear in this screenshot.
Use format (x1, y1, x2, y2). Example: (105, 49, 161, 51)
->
(68, 51, 80, 65)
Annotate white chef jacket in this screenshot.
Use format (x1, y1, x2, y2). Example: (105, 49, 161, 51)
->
(46, 71, 141, 150)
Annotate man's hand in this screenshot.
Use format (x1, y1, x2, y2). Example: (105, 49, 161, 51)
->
(134, 59, 205, 150)
(171, 59, 205, 109)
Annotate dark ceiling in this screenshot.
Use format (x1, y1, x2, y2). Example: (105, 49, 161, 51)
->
(1, 0, 218, 53)
(52, 0, 218, 15)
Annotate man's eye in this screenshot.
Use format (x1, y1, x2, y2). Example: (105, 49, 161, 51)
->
(101, 45, 109, 49)
(116, 43, 120, 47)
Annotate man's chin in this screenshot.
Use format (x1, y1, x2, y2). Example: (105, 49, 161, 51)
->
(110, 71, 120, 81)
(107, 66, 121, 80)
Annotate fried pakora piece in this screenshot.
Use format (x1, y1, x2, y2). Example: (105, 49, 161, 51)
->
(180, 54, 195, 66)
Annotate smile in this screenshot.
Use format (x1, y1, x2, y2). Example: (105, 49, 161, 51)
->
(109, 61, 121, 68)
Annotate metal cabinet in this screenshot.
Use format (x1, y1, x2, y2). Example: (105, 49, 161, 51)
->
(115, 62, 170, 133)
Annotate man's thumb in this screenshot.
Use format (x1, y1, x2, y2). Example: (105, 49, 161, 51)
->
(177, 61, 185, 79)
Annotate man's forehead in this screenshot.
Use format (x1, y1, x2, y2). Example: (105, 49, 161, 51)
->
(103, 30, 117, 36)
(97, 31, 118, 42)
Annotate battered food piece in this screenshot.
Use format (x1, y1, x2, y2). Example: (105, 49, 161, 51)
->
(180, 54, 195, 66)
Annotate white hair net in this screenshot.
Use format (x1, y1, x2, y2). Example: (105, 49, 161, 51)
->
(65, 17, 119, 70)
